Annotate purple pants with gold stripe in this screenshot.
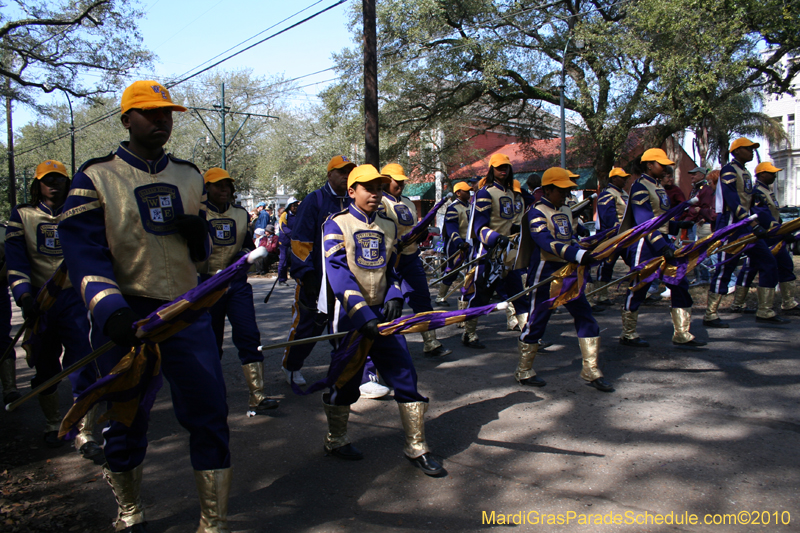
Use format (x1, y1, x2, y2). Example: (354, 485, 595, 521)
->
(277, 244, 291, 282)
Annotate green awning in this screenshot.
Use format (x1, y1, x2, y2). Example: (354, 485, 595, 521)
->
(403, 182, 435, 200)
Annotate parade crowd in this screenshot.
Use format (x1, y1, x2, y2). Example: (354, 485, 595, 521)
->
(0, 80, 797, 533)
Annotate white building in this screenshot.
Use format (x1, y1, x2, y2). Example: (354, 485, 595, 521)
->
(762, 54, 800, 207)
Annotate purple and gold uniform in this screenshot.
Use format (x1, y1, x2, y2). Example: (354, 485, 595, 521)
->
(322, 203, 422, 404)
(595, 180, 629, 296)
(514, 197, 603, 385)
(58, 142, 230, 477)
(277, 207, 295, 283)
(0, 225, 18, 405)
(284, 183, 352, 375)
(6, 198, 97, 440)
(706, 141, 782, 323)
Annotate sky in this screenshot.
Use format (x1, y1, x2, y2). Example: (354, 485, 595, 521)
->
(14, 0, 356, 127)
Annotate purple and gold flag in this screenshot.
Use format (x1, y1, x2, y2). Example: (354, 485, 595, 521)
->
(398, 194, 452, 248)
(291, 302, 501, 396)
(59, 248, 267, 438)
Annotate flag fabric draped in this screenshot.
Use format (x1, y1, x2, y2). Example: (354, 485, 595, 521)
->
(398, 194, 452, 248)
(290, 303, 502, 396)
(58, 248, 267, 438)
(21, 261, 70, 366)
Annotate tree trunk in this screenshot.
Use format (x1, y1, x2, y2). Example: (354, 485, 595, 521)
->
(6, 89, 16, 209)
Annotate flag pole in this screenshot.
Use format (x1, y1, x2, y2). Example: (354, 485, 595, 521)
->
(0, 322, 28, 367)
(5, 340, 116, 412)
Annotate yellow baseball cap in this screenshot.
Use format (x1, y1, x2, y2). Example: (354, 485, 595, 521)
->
(489, 153, 511, 168)
(327, 155, 356, 172)
(755, 162, 782, 174)
(380, 163, 409, 181)
(121, 80, 187, 115)
(204, 167, 233, 184)
(347, 164, 391, 189)
(640, 148, 675, 166)
(34, 160, 70, 180)
(542, 167, 578, 188)
(609, 167, 630, 178)
(729, 137, 760, 153)
(453, 182, 472, 193)
(513, 179, 522, 193)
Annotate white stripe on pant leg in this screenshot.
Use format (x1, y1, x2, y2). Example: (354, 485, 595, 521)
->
(713, 251, 727, 293)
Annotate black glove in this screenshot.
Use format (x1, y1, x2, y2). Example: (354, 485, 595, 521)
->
(458, 241, 471, 252)
(495, 236, 509, 249)
(383, 298, 403, 322)
(784, 233, 797, 244)
(578, 252, 594, 266)
(752, 224, 768, 239)
(662, 247, 675, 260)
(677, 220, 694, 229)
(104, 308, 141, 348)
(301, 273, 320, 302)
(576, 224, 590, 237)
(359, 318, 380, 341)
(174, 214, 208, 259)
(19, 294, 37, 322)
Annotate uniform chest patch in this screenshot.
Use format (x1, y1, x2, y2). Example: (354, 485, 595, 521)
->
(210, 218, 236, 246)
(499, 196, 514, 219)
(743, 175, 753, 193)
(134, 183, 185, 235)
(393, 204, 415, 226)
(514, 198, 523, 214)
(551, 214, 572, 240)
(353, 230, 386, 269)
(656, 189, 670, 210)
(36, 223, 62, 256)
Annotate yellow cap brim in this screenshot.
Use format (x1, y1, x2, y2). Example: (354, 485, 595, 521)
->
(386, 174, 409, 181)
(550, 178, 577, 188)
(348, 175, 391, 189)
(123, 101, 187, 114)
(205, 176, 233, 184)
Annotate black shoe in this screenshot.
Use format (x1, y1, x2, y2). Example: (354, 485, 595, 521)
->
(254, 398, 280, 411)
(3, 391, 21, 404)
(673, 338, 707, 347)
(591, 304, 606, 312)
(424, 346, 452, 358)
(278, 280, 288, 286)
(729, 306, 756, 314)
(121, 523, 148, 533)
(461, 338, 485, 349)
(755, 315, 790, 324)
(519, 375, 546, 387)
(619, 337, 649, 348)
(435, 299, 450, 307)
(537, 340, 552, 349)
(44, 431, 64, 448)
(326, 443, 364, 460)
(407, 453, 445, 476)
(589, 378, 615, 392)
(79, 441, 104, 461)
(595, 299, 613, 307)
(781, 307, 800, 316)
(703, 318, 729, 328)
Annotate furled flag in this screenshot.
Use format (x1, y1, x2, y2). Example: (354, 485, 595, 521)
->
(58, 248, 267, 438)
(397, 193, 453, 248)
(290, 302, 504, 396)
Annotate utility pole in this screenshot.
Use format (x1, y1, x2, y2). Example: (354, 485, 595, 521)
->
(188, 83, 276, 170)
(363, 0, 379, 167)
(6, 77, 16, 208)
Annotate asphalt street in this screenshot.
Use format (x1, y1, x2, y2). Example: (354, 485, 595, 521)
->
(1, 270, 799, 532)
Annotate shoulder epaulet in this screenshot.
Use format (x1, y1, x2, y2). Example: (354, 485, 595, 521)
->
(167, 154, 201, 174)
(77, 152, 115, 173)
(327, 208, 349, 222)
(14, 203, 34, 210)
(377, 210, 393, 221)
(231, 204, 249, 213)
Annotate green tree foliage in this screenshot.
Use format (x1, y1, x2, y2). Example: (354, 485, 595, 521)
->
(329, 0, 799, 184)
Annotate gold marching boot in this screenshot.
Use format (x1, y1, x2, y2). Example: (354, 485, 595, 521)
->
(421, 330, 450, 357)
(779, 281, 799, 312)
(514, 340, 545, 386)
(755, 287, 789, 323)
(242, 362, 279, 413)
(505, 301, 519, 331)
(1, 357, 20, 403)
(75, 404, 104, 459)
(38, 391, 64, 448)
(516, 313, 529, 332)
(398, 401, 444, 476)
(703, 291, 729, 328)
(103, 463, 146, 531)
(619, 309, 649, 347)
(461, 317, 484, 348)
(194, 468, 232, 533)
(595, 284, 611, 304)
(323, 398, 362, 459)
(579, 337, 613, 391)
(671, 308, 704, 345)
(435, 284, 449, 305)
(730, 285, 749, 311)
(456, 300, 467, 328)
